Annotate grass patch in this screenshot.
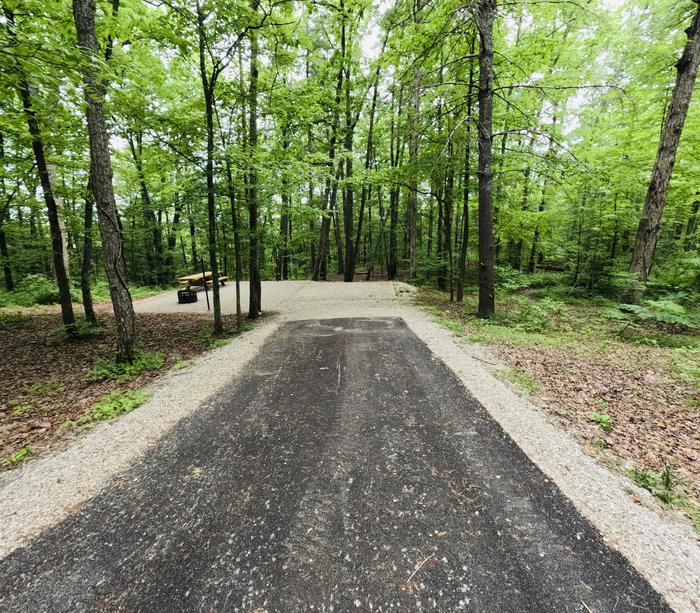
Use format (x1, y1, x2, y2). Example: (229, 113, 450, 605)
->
(1, 445, 31, 467)
(88, 350, 166, 383)
(173, 358, 191, 370)
(589, 411, 614, 432)
(501, 367, 540, 395)
(11, 404, 32, 417)
(628, 463, 686, 505)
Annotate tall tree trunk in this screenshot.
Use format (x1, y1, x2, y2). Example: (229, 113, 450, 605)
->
(5, 9, 76, 333)
(457, 39, 476, 303)
(247, 18, 262, 318)
(476, 0, 496, 318)
(73, 0, 135, 360)
(0, 134, 15, 291)
(341, 12, 355, 282)
(165, 189, 183, 279)
(354, 45, 383, 267)
(225, 159, 243, 328)
(444, 123, 455, 301)
(313, 52, 344, 281)
(277, 133, 290, 281)
(630, 1, 700, 286)
(387, 84, 403, 280)
(407, 68, 421, 279)
(0, 226, 11, 291)
(81, 183, 97, 324)
(128, 132, 165, 285)
(684, 199, 699, 251)
(48, 163, 71, 281)
(196, 4, 223, 334)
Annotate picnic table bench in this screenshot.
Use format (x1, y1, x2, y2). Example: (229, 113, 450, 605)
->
(177, 272, 228, 289)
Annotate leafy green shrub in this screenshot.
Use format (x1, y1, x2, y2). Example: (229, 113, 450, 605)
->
(521, 271, 568, 289)
(77, 390, 148, 426)
(495, 267, 527, 291)
(88, 350, 166, 382)
(497, 295, 566, 332)
(589, 411, 614, 432)
(606, 297, 698, 332)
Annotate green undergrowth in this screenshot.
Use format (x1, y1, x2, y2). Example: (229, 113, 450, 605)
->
(62, 389, 148, 430)
(1, 445, 32, 468)
(589, 411, 614, 432)
(0, 275, 172, 309)
(628, 463, 700, 530)
(88, 350, 166, 382)
(416, 275, 700, 371)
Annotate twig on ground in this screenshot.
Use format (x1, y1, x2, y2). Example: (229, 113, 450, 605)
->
(403, 553, 436, 585)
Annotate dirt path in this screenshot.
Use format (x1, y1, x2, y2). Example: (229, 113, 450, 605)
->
(1, 282, 698, 611)
(0, 318, 669, 611)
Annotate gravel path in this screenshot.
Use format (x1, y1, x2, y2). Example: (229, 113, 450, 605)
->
(1, 281, 698, 611)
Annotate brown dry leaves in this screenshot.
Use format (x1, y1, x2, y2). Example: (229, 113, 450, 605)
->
(496, 339, 700, 500)
(0, 309, 219, 467)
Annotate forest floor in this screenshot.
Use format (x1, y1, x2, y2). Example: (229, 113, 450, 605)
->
(0, 303, 251, 471)
(416, 288, 700, 527)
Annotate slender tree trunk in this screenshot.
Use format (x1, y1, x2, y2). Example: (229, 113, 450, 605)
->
(225, 159, 243, 328)
(444, 127, 455, 301)
(354, 47, 383, 267)
(0, 135, 14, 292)
(48, 163, 71, 281)
(407, 68, 421, 279)
(476, 0, 496, 318)
(387, 84, 403, 280)
(81, 183, 97, 324)
(165, 189, 183, 279)
(196, 4, 223, 334)
(457, 40, 476, 302)
(5, 9, 76, 333)
(277, 133, 290, 281)
(0, 220, 11, 290)
(313, 54, 344, 281)
(128, 132, 165, 284)
(341, 14, 355, 282)
(247, 19, 261, 318)
(630, 1, 700, 287)
(684, 199, 699, 251)
(73, 0, 135, 360)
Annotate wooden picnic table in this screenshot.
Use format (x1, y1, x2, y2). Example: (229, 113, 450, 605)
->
(177, 272, 228, 288)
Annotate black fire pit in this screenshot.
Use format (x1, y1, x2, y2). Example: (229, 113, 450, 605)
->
(177, 288, 198, 304)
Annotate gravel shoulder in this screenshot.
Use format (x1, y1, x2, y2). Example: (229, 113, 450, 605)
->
(1, 280, 698, 611)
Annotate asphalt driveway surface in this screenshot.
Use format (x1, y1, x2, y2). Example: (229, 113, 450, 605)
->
(0, 318, 669, 612)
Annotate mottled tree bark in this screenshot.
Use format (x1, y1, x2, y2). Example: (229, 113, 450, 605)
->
(80, 184, 97, 324)
(247, 14, 262, 318)
(73, 0, 135, 360)
(630, 1, 700, 286)
(476, 0, 496, 318)
(457, 39, 476, 303)
(196, 3, 223, 334)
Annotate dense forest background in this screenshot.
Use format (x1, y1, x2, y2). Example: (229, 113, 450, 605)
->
(1, 0, 699, 333)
